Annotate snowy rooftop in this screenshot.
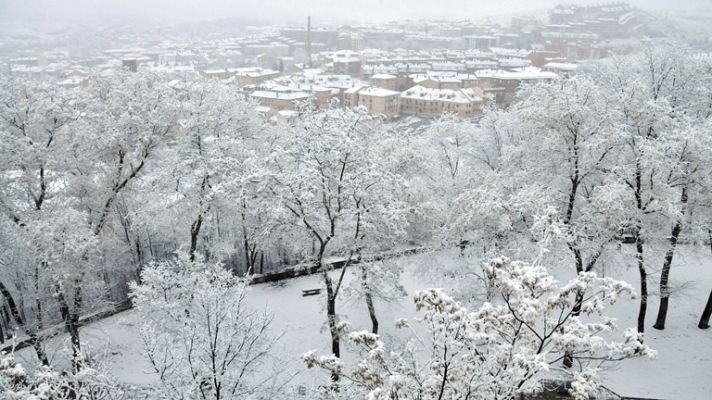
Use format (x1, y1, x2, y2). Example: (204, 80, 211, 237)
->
(498, 57, 532, 69)
(476, 67, 557, 81)
(371, 73, 397, 80)
(409, 71, 478, 83)
(401, 85, 483, 104)
(278, 110, 299, 118)
(333, 57, 361, 63)
(363, 64, 399, 75)
(58, 76, 86, 87)
(431, 61, 468, 71)
(487, 47, 531, 59)
(465, 60, 499, 68)
(324, 50, 361, 63)
(543, 62, 579, 71)
(105, 47, 148, 55)
(358, 86, 401, 97)
(251, 90, 311, 100)
(234, 67, 280, 77)
(344, 84, 367, 94)
(268, 73, 362, 91)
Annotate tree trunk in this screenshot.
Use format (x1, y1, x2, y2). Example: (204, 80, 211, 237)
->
(135, 235, 143, 265)
(323, 269, 340, 382)
(563, 245, 605, 367)
(361, 265, 379, 334)
(189, 176, 209, 262)
(0, 280, 49, 365)
(29, 336, 49, 366)
(68, 317, 82, 371)
(636, 235, 647, 336)
(243, 231, 252, 274)
(135, 237, 144, 285)
(148, 232, 155, 258)
(562, 162, 582, 369)
(241, 200, 258, 275)
(189, 212, 203, 262)
(702, 231, 712, 329)
(34, 264, 44, 332)
(55, 281, 83, 372)
(2, 305, 10, 331)
(633, 158, 647, 339)
(654, 297, 669, 329)
(654, 186, 687, 330)
(699, 290, 712, 329)
(563, 291, 585, 368)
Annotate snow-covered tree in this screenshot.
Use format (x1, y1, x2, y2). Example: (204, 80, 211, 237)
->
(404, 115, 481, 240)
(650, 119, 712, 329)
(0, 75, 81, 365)
(599, 44, 712, 333)
(267, 107, 407, 374)
(438, 77, 630, 351)
(341, 259, 408, 335)
(147, 78, 270, 267)
(52, 71, 179, 369)
(0, 70, 181, 369)
(130, 253, 279, 400)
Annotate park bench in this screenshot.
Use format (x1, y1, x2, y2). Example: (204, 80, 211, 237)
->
(302, 288, 321, 296)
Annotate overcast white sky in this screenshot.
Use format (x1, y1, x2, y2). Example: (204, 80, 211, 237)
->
(1, 0, 709, 27)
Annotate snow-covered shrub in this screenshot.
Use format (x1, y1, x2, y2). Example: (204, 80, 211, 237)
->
(304, 256, 655, 400)
(0, 352, 125, 399)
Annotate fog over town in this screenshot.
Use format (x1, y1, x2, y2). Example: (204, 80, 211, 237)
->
(1, 1, 712, 400)
(2, 0, 711, 25)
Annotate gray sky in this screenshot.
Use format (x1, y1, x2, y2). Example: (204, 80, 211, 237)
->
(1, 0, 709, 27)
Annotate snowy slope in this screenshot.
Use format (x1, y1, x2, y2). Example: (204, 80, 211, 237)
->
(15, 245, 712, 399)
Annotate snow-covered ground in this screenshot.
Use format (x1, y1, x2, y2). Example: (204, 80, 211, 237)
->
(599, 245, 712, 399)
(16, 245, 712, 399)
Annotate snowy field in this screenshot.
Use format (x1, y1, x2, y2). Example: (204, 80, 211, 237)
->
(16, 245, 712, 399)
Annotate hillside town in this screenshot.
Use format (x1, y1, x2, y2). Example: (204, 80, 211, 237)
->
(2, 3, 668, 121)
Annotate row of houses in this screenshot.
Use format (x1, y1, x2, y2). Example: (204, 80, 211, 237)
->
(250, 82, 485, 121)
(247, 63, 559, 121)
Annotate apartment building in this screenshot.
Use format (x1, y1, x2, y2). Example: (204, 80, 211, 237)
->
(234, 68, 281, 87)
(59, 69, 89, 89)
(476, 67, 557, 106)
(370, 73, 398, 91)
(401, 85, 485, 118)
(251, 90, 311, 113)
(328, 50, 362, 77)
(527, 50, 562, 67)
(409, 72, 479, 90)
(344, 85, 400, 119)
(201, 69, 232, 80)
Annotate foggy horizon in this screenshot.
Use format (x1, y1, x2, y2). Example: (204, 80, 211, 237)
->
(2, 0, 711, 30)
